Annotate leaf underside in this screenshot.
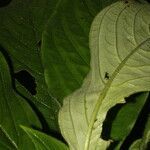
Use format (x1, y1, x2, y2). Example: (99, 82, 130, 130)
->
(59, 1, 150, 150)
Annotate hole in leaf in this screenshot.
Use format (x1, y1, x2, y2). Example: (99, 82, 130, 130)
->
(14, 70, 36, 95)
(0, 0, 11, 7)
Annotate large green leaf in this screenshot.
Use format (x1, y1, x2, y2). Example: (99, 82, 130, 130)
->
(108, 92, 149, 149)
(59, 1, 150, 150)
(0, 51, 41, 147)
(19, 126, 69, 150)
(42, 0, 117, 101)
(0, 0, 63, 132)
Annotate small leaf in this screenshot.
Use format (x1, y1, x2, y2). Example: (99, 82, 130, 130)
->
(20, 126, 69, 150)
(0, 51, 41, 147)
(59, 1, 150, 150)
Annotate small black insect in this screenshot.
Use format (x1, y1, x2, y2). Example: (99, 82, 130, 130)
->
(104, 72, 110, 80)
(124, 0, 128, 4)
(124, 0, 134, 4)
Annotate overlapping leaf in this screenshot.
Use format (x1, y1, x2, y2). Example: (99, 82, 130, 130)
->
(59, 1, 150, 150)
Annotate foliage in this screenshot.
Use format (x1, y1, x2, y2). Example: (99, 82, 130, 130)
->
(0, 0, 149, 149)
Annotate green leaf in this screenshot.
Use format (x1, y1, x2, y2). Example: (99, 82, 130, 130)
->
(109, 92, 149, 149)
(59, 1, 150, 150)
(42, 0, 117, 101)
(0, 0, 62, 132)
(0, 51, 41, 147)
(20, 126, 69, 150)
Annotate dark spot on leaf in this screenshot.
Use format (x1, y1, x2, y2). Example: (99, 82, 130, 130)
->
(80, 17, 85, 21)
(94, 118, 98, 122)
(14, 70, 36, 95)
(0, 0, 11, 7)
